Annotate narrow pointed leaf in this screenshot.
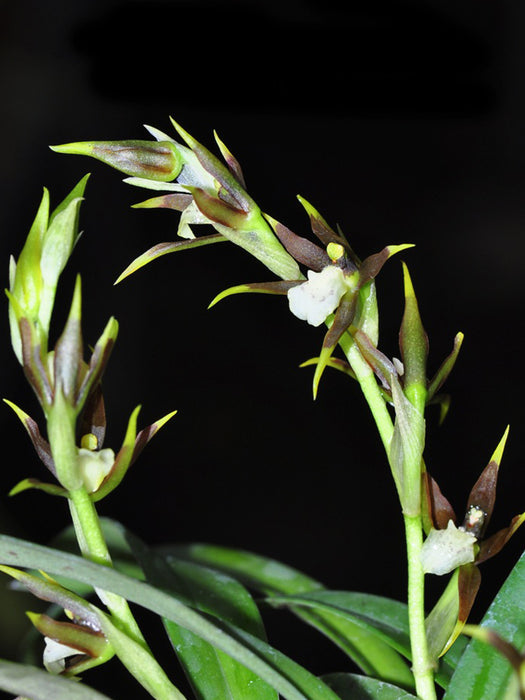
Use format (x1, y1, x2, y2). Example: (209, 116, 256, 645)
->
(129, 535, 277, 700)
(443, 547, 525, 699)
(323, 672, 419, 699)
(209, 280, 300, 308)
(0, 535, 340, 700)
(115, 235, 225, 284)
(165, 545, 459, 688)
(0, 658, 113, 699)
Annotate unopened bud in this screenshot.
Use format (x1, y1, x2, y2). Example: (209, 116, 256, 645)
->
(51, 140, 183, 182)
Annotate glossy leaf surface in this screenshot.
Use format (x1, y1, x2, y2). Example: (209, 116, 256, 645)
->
(0, 658, 113, 699)
(0, 535, 339, 700)
(443, 547, 525, 699)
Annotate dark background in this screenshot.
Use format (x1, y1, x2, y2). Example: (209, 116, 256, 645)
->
(1, 0, 525, 696)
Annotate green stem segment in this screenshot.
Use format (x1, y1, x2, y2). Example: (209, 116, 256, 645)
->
(340, 336, 436, 700)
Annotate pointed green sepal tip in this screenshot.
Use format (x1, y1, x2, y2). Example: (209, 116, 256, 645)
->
(312, 345, 333, 400)
(153, 409, 178, 432)
(491, 424, 510, 465)
(9, 478, 68, 498)
(208, 285, 252, 309)
(51, 140, 183, 182)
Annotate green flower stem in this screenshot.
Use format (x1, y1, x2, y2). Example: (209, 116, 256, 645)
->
(68, 487, 182, 700)
(338, 335, 436, 699)
(68, 487, 145, 641)
(404, 514, 437, 700)
(338, 334, 394, 451)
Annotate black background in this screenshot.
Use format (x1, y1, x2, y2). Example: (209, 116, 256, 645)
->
(1, 0, 525, 696)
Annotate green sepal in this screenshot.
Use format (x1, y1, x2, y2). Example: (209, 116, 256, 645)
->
(90, 405, 140, 501)
(51, 140, 183, 182)
(427, 332, 464, 401)
(47, 389, 81, 491)
(91, 407, 176, 501)
(213, 130, 247, 188)
(9, 478, 68, 498)
(425, 564, 481, 662)
(208, 280, 300, 308)
(27, 612, 113, 675)
(170, 119, 254, 212)
(295, 195, 353, 254)
(114, 235, 225, 285)
(389, 374, 425, 515)
(399, 263, 428, 413)
(0, 565, 102, 630)
(75, 315, 119, 413)
(3, 398, 55, 474)
(186, 186, 252, 229)
(17, 316, 54, 410)
(53, 275, 83, 404)
(131, 192, 193, 211)
(312, 293, 358, 399)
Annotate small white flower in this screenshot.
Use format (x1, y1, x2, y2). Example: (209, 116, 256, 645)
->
(421, 520, 477, 576)
(287, 266, 349, 327)
(77, 447, 115, 494)
(43, 637, 81, 674)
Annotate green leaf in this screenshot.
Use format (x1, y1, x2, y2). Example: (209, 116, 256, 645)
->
(0, 658, 113, 699)
(266, 590, 413, 688)
(443, 547, 525, 699)
(127, 532, 277, 700)
(0, 535, 339, 700)
(165, 546, 414, 689)
(323, 672, 419, 699)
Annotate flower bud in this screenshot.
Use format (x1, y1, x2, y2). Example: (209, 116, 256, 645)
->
(51, 140, 183, 181)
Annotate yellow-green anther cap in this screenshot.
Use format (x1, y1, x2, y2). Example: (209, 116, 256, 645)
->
(51, 140, 183, 181)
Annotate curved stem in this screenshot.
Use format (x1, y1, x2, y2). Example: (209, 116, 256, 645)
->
(339, 335, 436, 699)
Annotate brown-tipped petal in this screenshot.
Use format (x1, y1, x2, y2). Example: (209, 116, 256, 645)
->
(467, 426, 510, 531)
(19, 318, 53, 408)
(264, 214, 329, 271)
(359, 244, 414, 284)
(189, 187, 251, 229)
(214, 131, 247, 189)
(129, 410, 177, 467)
(115, 234, 226, 284)
(427, 332, 464, 400)
(78, 384, 106, 449)
(170, 120, 254, 212)
(53, 276, 83, 403)
(437, 563, 482, 656)
(296, 195, 352, 252)
(424, 472, 457, 531)
(476, 512, 525, 564)
(132, 193, 193, 211)
(209, 280, 301, 308)
(312, 295, 357, 398)
(350, 326, 397, 391)
(3, 399, 56, 475)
